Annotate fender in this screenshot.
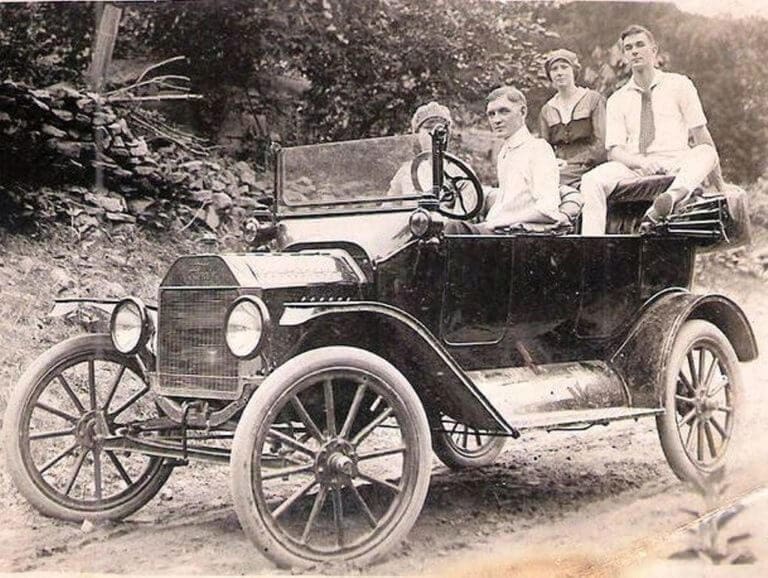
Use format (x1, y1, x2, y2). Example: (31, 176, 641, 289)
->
(610, 291, 758, 407)
(280, 301, 515, 435)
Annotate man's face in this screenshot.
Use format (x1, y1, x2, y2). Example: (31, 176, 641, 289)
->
(622, 32, 658, 70)
(486, 96, 526, 139)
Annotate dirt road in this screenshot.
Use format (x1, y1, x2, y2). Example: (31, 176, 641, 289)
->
(1, 272, 766, 576)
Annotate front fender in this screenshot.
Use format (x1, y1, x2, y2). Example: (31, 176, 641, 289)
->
(280, 301, 514, 434)
(610, 292, 758, 407)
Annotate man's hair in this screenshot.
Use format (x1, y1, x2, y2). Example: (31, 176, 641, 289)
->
(619, 24, 656, 46)
(485, 86, 527, 108)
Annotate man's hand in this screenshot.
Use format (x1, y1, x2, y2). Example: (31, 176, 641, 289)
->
(634, 157, 666, 177)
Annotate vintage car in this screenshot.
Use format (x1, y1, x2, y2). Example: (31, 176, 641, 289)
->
(2, 127, 758, 569)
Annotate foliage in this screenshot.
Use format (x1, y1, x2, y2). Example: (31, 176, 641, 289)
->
(115, 0, 551, 143)
(0, 2, 93, 86)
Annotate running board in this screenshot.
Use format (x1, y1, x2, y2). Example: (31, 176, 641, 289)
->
(510, 407, 663, 431)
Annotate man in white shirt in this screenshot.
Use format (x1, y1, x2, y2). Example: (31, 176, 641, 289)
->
(579, 24, 723, 235)
(445, 86, 564, 234)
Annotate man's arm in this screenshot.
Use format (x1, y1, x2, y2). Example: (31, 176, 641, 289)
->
(690, 125, 725, 190)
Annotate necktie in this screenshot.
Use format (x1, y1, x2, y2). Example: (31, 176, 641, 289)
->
(638, 87, 655, 154)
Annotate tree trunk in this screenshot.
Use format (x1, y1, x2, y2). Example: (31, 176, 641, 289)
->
(87, 3, 123, 92)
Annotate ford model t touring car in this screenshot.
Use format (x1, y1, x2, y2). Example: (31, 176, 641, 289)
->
(2, 127, 757, 568)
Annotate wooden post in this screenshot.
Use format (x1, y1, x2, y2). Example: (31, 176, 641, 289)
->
(88, 3, 123, 92)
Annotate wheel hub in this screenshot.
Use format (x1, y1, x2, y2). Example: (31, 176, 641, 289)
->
(75, 410, 109, 449)
(315, 439, 358, 488)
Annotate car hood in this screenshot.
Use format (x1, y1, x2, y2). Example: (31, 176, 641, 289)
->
(161, 250, 367, 290)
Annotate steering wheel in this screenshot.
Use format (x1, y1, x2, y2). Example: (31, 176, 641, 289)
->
(410, 151, 485, 220)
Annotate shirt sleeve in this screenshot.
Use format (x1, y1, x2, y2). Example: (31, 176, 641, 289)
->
(604, 92, 626, 150)
(528, 140, 562, 221)
(679, 75, 707, 129)
(538, 108, 551, 143)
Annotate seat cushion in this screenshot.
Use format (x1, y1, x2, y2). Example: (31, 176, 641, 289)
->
(609, 175, 675, 204)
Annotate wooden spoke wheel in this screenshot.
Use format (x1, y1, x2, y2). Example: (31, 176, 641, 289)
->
(231, 347, 431, 569)
(657, 320, 741, 482)
(2, 335, 173, 521)
(431, 414, 505, 469)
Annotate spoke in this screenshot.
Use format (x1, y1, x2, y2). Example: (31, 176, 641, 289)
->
(677, 371, 694, 395)
(698, 348, 706, 386)
(702, 355, 718, 395)
(260, 462, 315, 481)
(29, 427, 75, 441)
(93, 449, 103, 500)
(88, 359, 97, 410)
(357, 471, 401, 494)
(272, 478, 317, 520)
(687, 351, 699, 389)
(64, 449, 88, 496)
(105, 450, 133, 486)
(331, 488, 344, 547)
(266, 428, 317, 458)
(678, 407, 697, 427)
(103, 364, 127, 413)
(352, 407, 394, 447)
(349, 483, 377, 529)
(684, 418, 697, 450)
(300, 485, 328, 544)
(474, 429, 483, 446)
(324, 379, 336, 437)
(696, 420, 704, 462)
(290, 396, 325, 442)
(708, 381, 728, 398)
(340, 383, 368, 439)
(357, 446, 406, 461)
(461, 425, 469, 448)
(34, 401, 78, 423)
(674, 394, 695, 405)
(709, 415, 727, 440)
(57, 374, 86, 415)
(109, 384, 149, 420)
(704, 421, 718, 459)
(715, 405, 733, 414)
(39, 442, 79, 474)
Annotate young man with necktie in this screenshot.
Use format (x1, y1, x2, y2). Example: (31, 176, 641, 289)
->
(579, 24, 724, 235)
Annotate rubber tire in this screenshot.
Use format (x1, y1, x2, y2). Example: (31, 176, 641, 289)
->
(2, 334, 173, 521)
(656, 320, 742, 484)
(431, 418, 506, 469)
(230, 346, 432, 569)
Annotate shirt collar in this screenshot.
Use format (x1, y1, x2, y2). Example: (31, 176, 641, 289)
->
(626, 68, 666, 92)
(502, 125, 533, 151)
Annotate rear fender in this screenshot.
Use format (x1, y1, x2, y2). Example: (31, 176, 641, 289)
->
(610, 292, 758, 407)
(279, 302, 513, 434)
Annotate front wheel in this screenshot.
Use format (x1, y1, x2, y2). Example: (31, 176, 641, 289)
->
(431, 415, 506, 469)
(656, 320, 741, 484)
(230, 347, 432, 569)
(2, 334, 173, 521)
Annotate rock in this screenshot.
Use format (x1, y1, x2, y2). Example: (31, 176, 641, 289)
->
(205, 205, 220, 229)
(110, 147, 130, 158)
(51, 108, 74, 122)
(211, 179, 226, 192)
(19, 256, 37, 274)
(92, 111, 114, 126)
(130, 138, 149, 157)
(128, 198, 155, 214)
(112, 136, 125, 148)
(234, 160, 258, 186)
(85, 192, 126, 213)
(211, 192, 233, 209)
(106, 212, 137, 223)
(0, 111, 11, 122)
(104, 281, 127, 297)
(54, 141, 83, 158)
(51, 267, 75, 290)
(135, 165, 157, 176)
(41, 124, 67, 138)
(80, 519, 95, 534)
(181, 160, 203, 171)
(191, 189, 212, 203)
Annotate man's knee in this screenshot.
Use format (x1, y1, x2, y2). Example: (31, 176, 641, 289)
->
(690, 143, 718, 169)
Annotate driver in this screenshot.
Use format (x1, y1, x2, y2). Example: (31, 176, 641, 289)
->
(388, 101, 454, 196)
(445, 86, 566, 234)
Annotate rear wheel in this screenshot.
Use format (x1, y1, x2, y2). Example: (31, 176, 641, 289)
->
(431, 414, 505, 469)
(656, 320, 741, 483)
(2, 334, 173, 521)
(230, 347, 432, 569)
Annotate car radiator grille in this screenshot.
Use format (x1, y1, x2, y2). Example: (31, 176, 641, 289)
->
(157, 288, 240, 398)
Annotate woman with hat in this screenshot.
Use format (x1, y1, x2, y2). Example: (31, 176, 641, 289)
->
(388, 101, 453, 195)
(539, 49, 606, 188)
